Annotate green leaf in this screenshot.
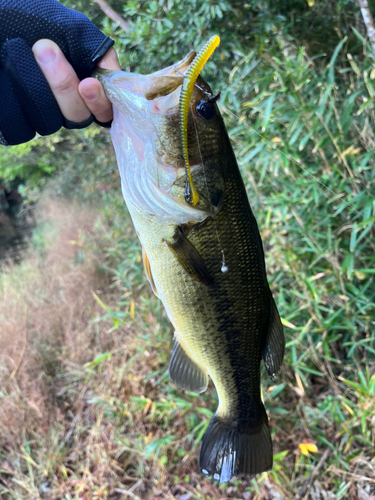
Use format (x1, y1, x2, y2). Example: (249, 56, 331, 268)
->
(357, 98, 373, 115)
(299, 130, 313, 151)
(347, 54, 360, 75)
(316, 84, 334, 116)
(262, 93, 276, 131)
(351, 26, 366, 44)
(354, 268, 375, 274)
(328, 37, 348, 84)
(349, 223, 358, 252)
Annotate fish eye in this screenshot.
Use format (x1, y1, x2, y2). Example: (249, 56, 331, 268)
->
(196, 100, 216, 120)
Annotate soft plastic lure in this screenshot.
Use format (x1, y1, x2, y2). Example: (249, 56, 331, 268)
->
(179, 35, 220, 206)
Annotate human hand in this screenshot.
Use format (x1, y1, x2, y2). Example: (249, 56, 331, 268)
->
(32, 40, 121, 125)
(0, 0, 117, 146)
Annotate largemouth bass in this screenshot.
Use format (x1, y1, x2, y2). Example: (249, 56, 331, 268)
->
(96, 47, 284, 483)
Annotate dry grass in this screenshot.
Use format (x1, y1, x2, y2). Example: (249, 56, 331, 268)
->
(0, 197, 121, 497)
(0, 192, 374, 500)
(0, 199, 101, 442)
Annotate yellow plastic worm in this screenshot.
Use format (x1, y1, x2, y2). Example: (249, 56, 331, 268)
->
(179, 35, 220, 206)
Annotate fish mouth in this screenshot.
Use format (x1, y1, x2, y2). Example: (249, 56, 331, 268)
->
(94, 51, 196, 104)
(94, 54, 221, 224)
(94, 51, 214, 113)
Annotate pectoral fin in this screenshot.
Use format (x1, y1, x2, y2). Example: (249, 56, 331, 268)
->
(169, 337, 208, 393)
(165, 227, 214, 286)
(142, 247, 158, 297)
(261, 296, 285, 380)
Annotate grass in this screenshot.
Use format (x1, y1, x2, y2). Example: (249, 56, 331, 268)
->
(0, 164, 373, 498)
(0, 11, 375, 498)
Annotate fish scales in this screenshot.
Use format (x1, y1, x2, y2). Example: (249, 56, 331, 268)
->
(96, 49, 285, 484)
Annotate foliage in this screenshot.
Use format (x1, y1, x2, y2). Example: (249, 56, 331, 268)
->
(0, 126, 113, 203)
(0, 0, 374, 498)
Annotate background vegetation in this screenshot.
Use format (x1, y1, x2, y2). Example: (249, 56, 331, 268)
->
(0, 0, 374, 498)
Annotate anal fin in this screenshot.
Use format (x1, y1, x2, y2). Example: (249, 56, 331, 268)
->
(169, 337, 208, 393)
(165, 226, 214, 286)
(142, 246, 158, 297)
(261, 295, 285, 380)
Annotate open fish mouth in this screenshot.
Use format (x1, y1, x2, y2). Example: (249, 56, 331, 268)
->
(95, 53, 222, 224)
(94, 51, 195, 115)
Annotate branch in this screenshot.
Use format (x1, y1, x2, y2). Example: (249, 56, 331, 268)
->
(357, 0, 375, 54)
(93, 0, 130, 33)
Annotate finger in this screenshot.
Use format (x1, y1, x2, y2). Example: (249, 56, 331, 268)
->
(97, 47, 121, 71)
(78, 78, 113, 123)
(79, 48, 121, 123)
(32, 39, 91, 124)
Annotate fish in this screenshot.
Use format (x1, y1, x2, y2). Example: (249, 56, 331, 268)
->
(95, 42, 285, 484)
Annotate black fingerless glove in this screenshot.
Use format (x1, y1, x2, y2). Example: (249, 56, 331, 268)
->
(0, 0, 114, 146)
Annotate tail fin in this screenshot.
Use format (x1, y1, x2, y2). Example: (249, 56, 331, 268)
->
(199, 409, 272, 483)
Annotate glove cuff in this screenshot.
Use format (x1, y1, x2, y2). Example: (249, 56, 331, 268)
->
(91, 37, 115, 65)
(63, 115, 94, 130)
